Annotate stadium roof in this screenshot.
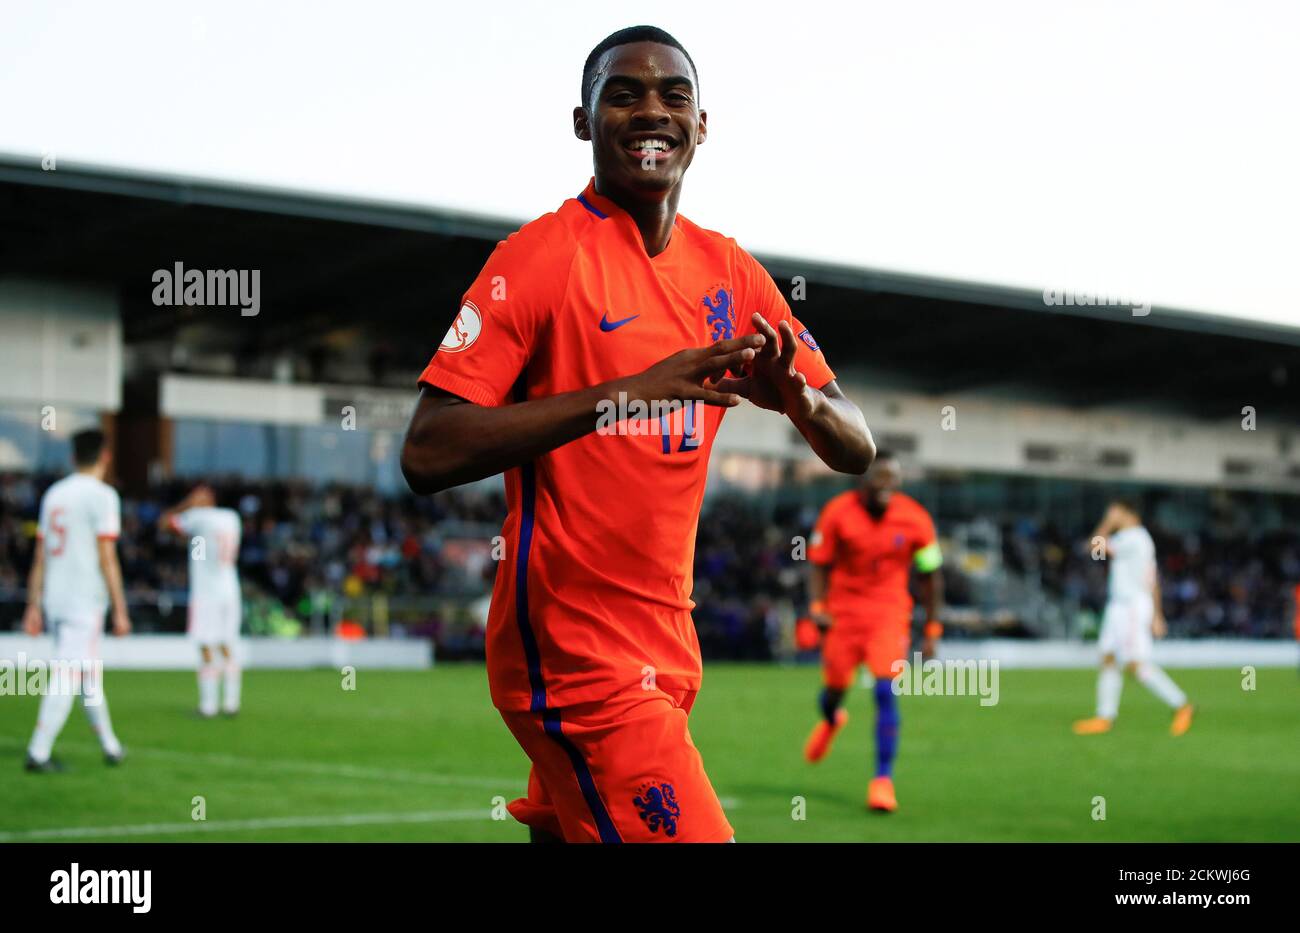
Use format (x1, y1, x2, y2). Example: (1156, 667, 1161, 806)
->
(3, 154, 1299, 419)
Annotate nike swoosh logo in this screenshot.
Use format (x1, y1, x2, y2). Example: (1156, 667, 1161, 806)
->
(599, 312, 640, 332)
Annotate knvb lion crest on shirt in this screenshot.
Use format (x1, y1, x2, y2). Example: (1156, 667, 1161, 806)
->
(701, 286, 735, 342)
(633, 781, 681, 837)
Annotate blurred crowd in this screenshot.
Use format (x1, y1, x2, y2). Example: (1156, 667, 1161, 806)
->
(1003, 515, 1299, 639)
(1, 472, 1296, 654)
(0, 472, 502, 615)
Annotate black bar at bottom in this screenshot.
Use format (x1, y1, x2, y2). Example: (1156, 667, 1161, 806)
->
(0, 842, 1291, 918)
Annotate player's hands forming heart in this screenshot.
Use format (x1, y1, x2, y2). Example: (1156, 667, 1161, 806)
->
(712, 313, 815, 419)
(625, 334, 765, 408)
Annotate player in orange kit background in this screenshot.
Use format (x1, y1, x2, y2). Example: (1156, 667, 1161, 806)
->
(802, 451, 943, 813)
(400, 25, 875, 842)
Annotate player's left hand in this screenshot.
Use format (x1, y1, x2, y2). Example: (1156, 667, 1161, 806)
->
(22, 603, 42, 636)
(711, 314, 815, 419)
(112, 608, 132, 637)
(921, 635, 938, 661)
(1152, 613, 1167, 639)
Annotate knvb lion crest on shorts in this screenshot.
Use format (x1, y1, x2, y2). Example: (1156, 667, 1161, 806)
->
(633, 781, 681, 837)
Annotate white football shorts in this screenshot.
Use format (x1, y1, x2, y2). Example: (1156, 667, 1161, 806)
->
(187, 596, 241, 646)
(1098, 594, 1154, 664)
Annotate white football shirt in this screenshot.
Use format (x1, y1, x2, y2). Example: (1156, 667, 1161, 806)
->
(37, 472, 121, 618)
(171, 507, 242, 603)
(1107, 525, 1156, 603)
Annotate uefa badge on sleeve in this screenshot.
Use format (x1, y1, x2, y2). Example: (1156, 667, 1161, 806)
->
(440, 301, 483, 353)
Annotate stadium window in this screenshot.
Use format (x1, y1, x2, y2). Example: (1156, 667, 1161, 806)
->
(174, 419, 271, 479)
(0, 405, 73, 471)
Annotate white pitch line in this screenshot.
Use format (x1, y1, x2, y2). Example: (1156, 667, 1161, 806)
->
(0, 735, 743, 823)
(0, 735, 520, 790)
(113, 745, 520, 790)
(0, 809, 500, 842)
(3, 803, 742, 841)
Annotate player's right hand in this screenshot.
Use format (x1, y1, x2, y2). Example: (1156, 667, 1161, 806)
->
(22, 604, 42, 636)
(623, 335, 766, 407)
(810, 609, 833, 632)
(794, 617, 823, 650)
(112, 608, 132, 637)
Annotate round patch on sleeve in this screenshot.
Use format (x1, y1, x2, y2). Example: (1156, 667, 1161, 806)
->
(440, 301, 483, 352)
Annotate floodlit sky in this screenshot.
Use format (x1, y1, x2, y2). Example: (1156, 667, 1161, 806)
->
(3, 0, 1297, 329)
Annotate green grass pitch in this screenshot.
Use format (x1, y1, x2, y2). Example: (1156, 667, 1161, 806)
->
(1, 664, 1297, 842)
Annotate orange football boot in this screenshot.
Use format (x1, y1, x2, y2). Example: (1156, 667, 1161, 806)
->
(1170, 703, 1195, 736)
(804, 709, 848, 763)
(866, 776, 897, 812)
(1072, 716, 1113, 735)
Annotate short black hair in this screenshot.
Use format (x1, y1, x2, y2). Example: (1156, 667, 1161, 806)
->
(71, 428, 106, 467)
(1110, 496, 1141, 518)
(582, 25, 698, 110)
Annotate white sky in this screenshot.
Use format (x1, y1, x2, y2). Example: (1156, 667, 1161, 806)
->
(3, 0, 1297, 329)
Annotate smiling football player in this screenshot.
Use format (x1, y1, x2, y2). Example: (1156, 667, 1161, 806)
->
(401, 24, 874, 843)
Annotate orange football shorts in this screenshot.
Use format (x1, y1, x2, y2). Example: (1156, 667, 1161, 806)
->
(821, 620, 911, 687)
(500, 686, 734, 843)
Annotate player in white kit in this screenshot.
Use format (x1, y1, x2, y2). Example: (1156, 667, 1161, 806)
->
(160, 485, 243, 717)
(1074, 499, 1195, 736)
(23, 429, 130, 772)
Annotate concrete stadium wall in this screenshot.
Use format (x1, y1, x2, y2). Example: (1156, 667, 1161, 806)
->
(0, 635, 1292, 671)
(0, 635, 433, 670)
(161, 373, 1300, 493)
(0, 280, 122, 410)
(715, 381, 1300, 493)
(938, 639, 1296, 669)
(160, 373, 415, 431)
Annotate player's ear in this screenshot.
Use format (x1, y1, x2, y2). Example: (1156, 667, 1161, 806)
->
(697, 110, 707, 145)
(573, 106, 592, 141)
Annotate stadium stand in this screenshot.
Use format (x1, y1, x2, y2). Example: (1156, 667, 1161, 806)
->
(2, 155, 1298, 657)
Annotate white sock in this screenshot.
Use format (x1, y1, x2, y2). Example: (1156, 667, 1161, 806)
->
(1097, 665, 1122, 720)
(198, 664, 220, 716)
(82, 693, 122, 757)
(221, 658, 241, 713)
(28, 690, 75, 762)
(1136, 663, 1187, 709)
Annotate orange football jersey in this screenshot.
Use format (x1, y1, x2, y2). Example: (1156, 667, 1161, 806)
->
(807, 490, 937, 628)
(419, 179, 835, 711)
